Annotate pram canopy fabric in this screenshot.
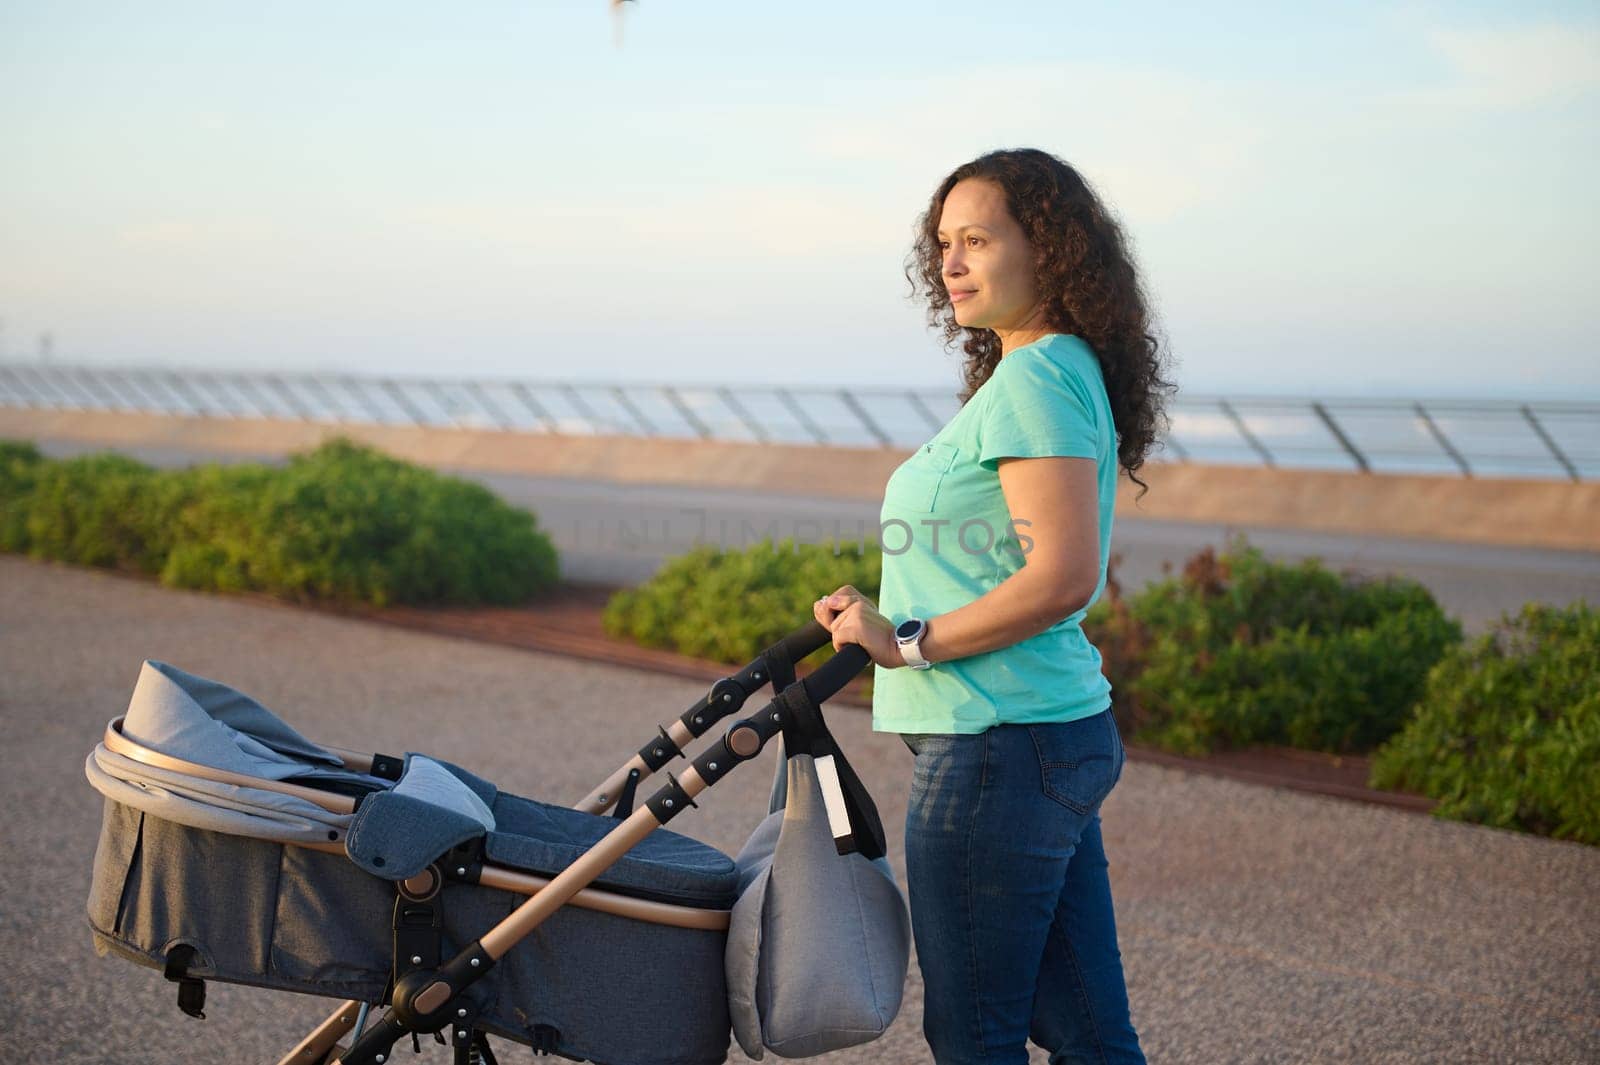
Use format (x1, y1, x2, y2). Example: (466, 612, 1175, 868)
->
(86, 659, 742, 904)
(86, 660, 381, 845)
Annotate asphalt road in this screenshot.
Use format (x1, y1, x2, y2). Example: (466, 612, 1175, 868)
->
(28, 438, 1600, 635)
(3, 555, 1596, 1064)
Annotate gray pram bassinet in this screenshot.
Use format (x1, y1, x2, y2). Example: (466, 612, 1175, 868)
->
(85, 623, 879, 1065)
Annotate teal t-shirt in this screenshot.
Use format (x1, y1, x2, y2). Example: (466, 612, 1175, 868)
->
(872, 333, 1118, 734)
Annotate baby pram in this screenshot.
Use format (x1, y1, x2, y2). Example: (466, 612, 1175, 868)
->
(85, 621, 885, 1065)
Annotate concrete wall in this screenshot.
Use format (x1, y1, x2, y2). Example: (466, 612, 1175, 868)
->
(2, 407, 1594, 552)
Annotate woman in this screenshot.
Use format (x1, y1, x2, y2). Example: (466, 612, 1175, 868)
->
(814, 148, 1170, 1064)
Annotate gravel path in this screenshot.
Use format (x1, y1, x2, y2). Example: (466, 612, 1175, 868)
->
(2, 555, 1595, 1064)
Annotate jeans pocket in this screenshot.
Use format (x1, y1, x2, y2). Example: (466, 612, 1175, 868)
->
(1027, 716, 1120, 814)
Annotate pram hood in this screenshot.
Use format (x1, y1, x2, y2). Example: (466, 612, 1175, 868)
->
(85, 659, 739, 907)
(119, 659, 349, 779)
(85, 660, 388, 845)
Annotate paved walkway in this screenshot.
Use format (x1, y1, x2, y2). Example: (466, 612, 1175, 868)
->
(2, 555, 1595, 1063)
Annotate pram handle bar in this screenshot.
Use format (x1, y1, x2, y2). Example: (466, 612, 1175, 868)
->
(488, 645, 871, 955)
(473, 646, 872, 957)
(577, 619, 835, 814)
(333, 645, 873, 1065)
(338, 621, 834, 817)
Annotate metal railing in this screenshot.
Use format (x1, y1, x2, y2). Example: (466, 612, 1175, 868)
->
(1, 362, 1595, 481)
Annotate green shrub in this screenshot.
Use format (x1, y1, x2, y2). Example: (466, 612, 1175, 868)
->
(603, 537, 879, 670)
(1086, 538, 1462, 755)
(1370, 602, 1599, 844)
(161, 440, 559, 606)
(0, 439, 43, 481)
(14, 452, 190, 572)
(0, 437, 559, 607)
(0, 439, 47, 550)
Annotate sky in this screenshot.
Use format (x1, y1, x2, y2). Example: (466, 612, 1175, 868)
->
(1, 1, 1597, 398)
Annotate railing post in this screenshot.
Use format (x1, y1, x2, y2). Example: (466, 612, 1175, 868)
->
(776, 387, 830, 445)
(379, 379, 428, 425)
(1521, 405, 1580, 482)
(905, 390, 945, 434)
(18, 365, 68, 409)
(0, 365, 33, 407)
(163, 372, 214, 417)
(837, 390, 891, 448)
(660, 386, 712, 440)
(230, 374, 285, 421)
(266, 375, 318, 421)
(508, 382, 558, 433)
(1310, 402, 1370, 473)
(463, 381, 512, 431)
(37, 366, 88, 409)
(15, 365, 70, 409)
(1218, 399, 1275, 466)
(129, 370, 190, 415)
(68, 367, 116, 411)
(233, 375, 274, 419)
(190, 372, 246, 418)
(419, 380, 464, 429)
(609, 385, 656, 437)
(561, 385, 604, 435)
(107, 370, 168, 414)
(334, 375, 392, 425)
(716, 386, 768, 443)
(1414, 403, 1471, 477)
(301, 375, 352, 424)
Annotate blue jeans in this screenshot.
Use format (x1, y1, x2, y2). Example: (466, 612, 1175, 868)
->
(903, 712, 1145, 1064)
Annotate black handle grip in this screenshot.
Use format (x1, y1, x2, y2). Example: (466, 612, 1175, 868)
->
(778, 619, 833, 664)
(801, 644, 871, 705)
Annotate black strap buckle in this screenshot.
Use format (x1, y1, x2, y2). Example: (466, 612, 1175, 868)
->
(163, 944, 207, 1019)
(393, 893, 442, 979)
(531, 1024, 561, 1055)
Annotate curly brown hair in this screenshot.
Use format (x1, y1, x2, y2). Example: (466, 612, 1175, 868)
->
(905, 148, 1175, 495)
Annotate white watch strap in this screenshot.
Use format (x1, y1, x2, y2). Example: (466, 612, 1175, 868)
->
(898, 625, 930, 669)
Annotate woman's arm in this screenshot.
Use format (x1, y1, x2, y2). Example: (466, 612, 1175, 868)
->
(918, 454, 1101, 664)
(817, 454, 1102, 667)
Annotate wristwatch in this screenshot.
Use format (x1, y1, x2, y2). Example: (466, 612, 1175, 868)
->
(894, 617, 934, 671)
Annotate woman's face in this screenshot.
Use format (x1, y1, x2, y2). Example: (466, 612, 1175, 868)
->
(937, 178, 1043, 334)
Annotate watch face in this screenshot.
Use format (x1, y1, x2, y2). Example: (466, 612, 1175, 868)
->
(895, 618, 923, 640)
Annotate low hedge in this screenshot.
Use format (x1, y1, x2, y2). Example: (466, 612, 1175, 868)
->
(5, 449, 190, 573)
(1084, 538, 1463, 755)
(0, 437, 559, 607)
(602, 538, 879, 670)
(1369, 602, 1599, 845)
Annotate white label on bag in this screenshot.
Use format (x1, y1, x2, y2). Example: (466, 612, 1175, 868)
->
(815, 754, 851, 843)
